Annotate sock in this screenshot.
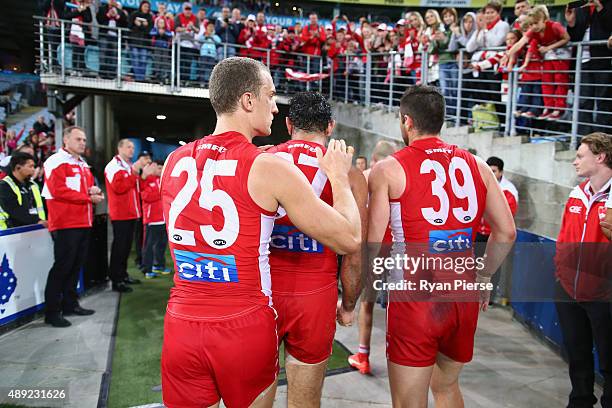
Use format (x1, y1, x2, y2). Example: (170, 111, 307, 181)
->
(358, 345, 370, 355)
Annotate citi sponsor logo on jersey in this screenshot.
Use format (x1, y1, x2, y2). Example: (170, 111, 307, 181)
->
(429, 228, 473, 253)
(174, 250, 238, 283)
(270, 225, 323, 253)
(569, 205, 582, 214)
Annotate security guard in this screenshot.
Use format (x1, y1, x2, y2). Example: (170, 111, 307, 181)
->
(0, 152, 47, 230)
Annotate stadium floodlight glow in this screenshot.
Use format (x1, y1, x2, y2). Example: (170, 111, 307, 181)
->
(156, 114, 167, 120)
(292, 6, 296, 10)
(179, 141, 186, 146)
(275, 2, 279, 6)
(146, 137, 155, 142)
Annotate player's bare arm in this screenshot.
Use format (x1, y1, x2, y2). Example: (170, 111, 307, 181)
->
(337, 166, 368, 325)
(249, 140, 361, 255)
(476, 157, 517, 310)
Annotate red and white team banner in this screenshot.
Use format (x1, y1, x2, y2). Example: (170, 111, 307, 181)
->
(285, 68, 330, 82)
(0, 225, 54, 326)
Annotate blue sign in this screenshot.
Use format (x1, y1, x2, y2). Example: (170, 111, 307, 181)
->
(270, 225, 323, 253)
(428, 228, 473, 253)
(174, 250, 238, 283)
(0, 254, 17, 312)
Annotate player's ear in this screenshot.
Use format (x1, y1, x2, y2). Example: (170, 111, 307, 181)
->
(241, 92, 255, 112)
(326, 120, 336, 137)
(285, 117, 293, 136)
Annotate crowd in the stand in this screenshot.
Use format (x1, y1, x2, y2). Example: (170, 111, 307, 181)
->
(40, 0, 611, 128)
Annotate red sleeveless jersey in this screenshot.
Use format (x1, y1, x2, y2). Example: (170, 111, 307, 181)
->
(389, 138, 487, 294)
(160, 132, 277, 319)
(267, 140, 338, 295)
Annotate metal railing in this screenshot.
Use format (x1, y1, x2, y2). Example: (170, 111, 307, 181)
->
(34, 16, 326, 95)
(35, 16, 611, 146)
(330, 41, 611, 147)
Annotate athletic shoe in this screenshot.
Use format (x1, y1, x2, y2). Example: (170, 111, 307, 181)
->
(153, 267, 172, 275)
(537, 109, 552, 120)
(145, 272, 158, 279)
(348, 353, 371, 375)
(521, 111, 536, 118)
(546, 110, 562, 121)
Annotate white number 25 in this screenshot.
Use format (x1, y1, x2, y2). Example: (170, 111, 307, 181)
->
(167, 157, 239, 249)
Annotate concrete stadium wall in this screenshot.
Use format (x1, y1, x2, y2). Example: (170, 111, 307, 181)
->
(333, 103, 578, 240)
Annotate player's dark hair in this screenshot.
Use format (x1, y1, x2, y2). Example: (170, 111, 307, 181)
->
(288, 92, 333, 134)
(209, 57, 269, 115)
(581, 132, 612, 169)
(138, 150, 151, 159)
(9, 152, 35, 172)
(486, 156, 504, 171)
(399, 86, 445, 135)
(357, 156, 367, 162)
(154, 159, 165, 166)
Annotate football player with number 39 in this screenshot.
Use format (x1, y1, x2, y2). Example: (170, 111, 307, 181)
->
(367, 86, 516, 407)
(159, 58, 361, 408)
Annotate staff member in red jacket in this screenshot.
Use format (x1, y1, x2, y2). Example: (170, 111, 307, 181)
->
(140, 160, 168, 279)
(42, 126, 104, 327)
(555, 132, 611, 408)
(104, 139, 151, 293)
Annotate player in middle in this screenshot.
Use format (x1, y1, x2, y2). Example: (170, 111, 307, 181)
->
(268, 92, 368, 407)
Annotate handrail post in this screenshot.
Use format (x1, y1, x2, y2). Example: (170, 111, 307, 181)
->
(60, 21, 66, 82)
(570, 43, 583, 150)
(170, 35, 176, 92)
(306, 55, 311, 91)
(319, 56, 323, 93)
(365, 53, 372, 106)
(455, 49, 463, 127)
(344, 54, 349, 103)
(421, 51, 428, 84)
(388, 52, 395, 110)
(176, 34, 181, 91)
(504, 70, 513, 136)
(116, 29, 122, 88)
(38, 21, 45, 73)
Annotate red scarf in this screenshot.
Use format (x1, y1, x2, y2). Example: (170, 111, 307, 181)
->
(486, 16, 500, 31)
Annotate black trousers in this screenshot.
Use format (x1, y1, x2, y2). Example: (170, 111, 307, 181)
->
(109, 219, 136, 284)
(44, 228, 91, 314)
(134, 217, 144, 266)
(555, 282, 612, 408)
(142, 223, 168, 273)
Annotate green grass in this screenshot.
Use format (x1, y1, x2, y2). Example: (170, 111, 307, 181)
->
(108, 254, 351, 407)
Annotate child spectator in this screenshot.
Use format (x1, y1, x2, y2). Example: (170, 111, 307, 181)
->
(150, 18, 174, 83)
(505, 5, 570, 121)
(196, 21, 221, 85)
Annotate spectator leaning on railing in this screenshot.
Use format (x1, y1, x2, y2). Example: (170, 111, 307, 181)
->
(42, 126, 103, 328)
(505, 5, 571, 121)
(97, 0, 128, 79)
(0, 152, 46, 230)
(565, 0, 612, 135)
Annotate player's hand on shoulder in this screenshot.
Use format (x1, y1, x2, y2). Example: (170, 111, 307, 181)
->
(316, 139, 354, 183)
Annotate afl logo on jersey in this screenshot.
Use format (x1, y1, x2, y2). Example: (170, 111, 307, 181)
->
(213, 239, 227, 247)
(173, 234, 183, 242)
(434, 218, 444, 224)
